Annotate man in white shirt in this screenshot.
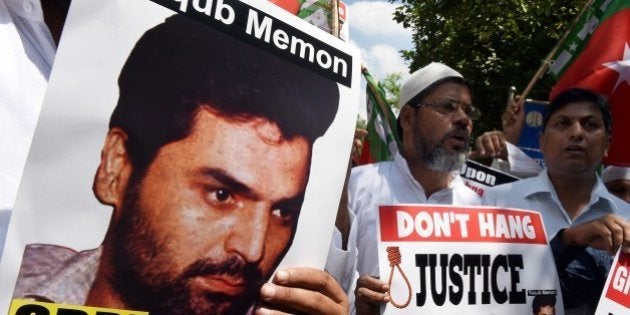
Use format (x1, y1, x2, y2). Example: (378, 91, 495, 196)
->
(483, 87, 630, 314)
(350, 62, 482, 313)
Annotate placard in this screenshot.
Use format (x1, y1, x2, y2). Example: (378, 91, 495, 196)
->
(377, 204, 564, 314)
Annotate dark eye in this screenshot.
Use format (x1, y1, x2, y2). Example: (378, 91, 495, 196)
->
(215, 189, 231, 202)
(205, 188, 236, 206)
(443, 101, 460, 112)
(555, 120, 569, 128)
(271, 207, 296, 225)
(583, 120, 601, 131)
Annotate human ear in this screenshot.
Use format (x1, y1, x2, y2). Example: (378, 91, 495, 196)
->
(399, 105, 415, 133)
(604, 135, 611, 158)
(93, 127, 133, 209)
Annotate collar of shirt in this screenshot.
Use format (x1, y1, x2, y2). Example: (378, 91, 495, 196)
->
(3, 0, 44, 22)
(521, 169, 620, 220)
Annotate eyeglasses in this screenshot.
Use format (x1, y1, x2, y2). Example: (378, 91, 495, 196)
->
(410, 99, 481, 121)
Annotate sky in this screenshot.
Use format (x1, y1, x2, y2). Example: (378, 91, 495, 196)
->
(345, 0, 413, 80)
(343, 0, 414, 117)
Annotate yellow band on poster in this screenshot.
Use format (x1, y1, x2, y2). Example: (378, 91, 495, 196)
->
(9, 299, 149, 315)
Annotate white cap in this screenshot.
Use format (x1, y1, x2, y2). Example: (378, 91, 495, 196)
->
(399, 62, 463, 108)
(601, 166, 630, 183)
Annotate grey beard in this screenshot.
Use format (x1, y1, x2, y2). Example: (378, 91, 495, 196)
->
(424, 146, 466, 172)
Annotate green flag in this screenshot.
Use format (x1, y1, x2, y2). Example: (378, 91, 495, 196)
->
(359, 69, 400, 164)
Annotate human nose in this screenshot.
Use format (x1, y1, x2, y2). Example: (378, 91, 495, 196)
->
(452, 106, 473, 130)
(226, 203, 269, 263)
(567, 122, 584, 141)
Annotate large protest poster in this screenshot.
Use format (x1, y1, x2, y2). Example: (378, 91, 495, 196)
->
(459, 160, 519, 198)
(0, 0, 360, 313)
(377, 205, 564, 314)
(595, 250, 630, 314)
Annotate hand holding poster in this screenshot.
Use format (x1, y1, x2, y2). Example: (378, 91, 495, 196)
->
(0, 0, 360, 314)
(377, 205, 564, 314)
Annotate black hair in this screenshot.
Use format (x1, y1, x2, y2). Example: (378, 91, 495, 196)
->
(542, 87, 612, 134)
(532, 294, 556, 313)
(396, 76, 470, 141)
(110, 14, 339, 172)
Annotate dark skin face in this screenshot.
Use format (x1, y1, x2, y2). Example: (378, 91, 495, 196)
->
(540, 101, 610, 179)
(399, 82, 473, 165)
(605, 179, 630, 203)
(91, 109, 311, 314)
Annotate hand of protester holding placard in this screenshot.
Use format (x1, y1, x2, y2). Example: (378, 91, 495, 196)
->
(501, 96, 525, 145)
(469, 130, 508, 160)
(257, 268, 349, 314)
(354, 275, 389, 315)
(560, 214, 630, 254)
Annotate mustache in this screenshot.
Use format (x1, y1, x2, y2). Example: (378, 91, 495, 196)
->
(181, 255, 264, 285)
(444, 127, 470, 142)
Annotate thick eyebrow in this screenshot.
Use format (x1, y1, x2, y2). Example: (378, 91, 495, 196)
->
(194, 167, 307, 206)
(195, 167, 260, 200)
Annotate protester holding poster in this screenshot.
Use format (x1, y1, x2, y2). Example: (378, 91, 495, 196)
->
(0, 0, 361, 314)
(484, 88, 630, 314)
(350, 62, 482, 313)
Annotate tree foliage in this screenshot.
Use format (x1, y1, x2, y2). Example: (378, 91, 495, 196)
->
(379, 72, 403, 110)
(391, 0, 589, 136)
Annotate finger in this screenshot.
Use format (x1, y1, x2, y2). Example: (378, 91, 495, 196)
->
(259, 282, 346, 315)
(255, 306, 291, 315)
(355, 286, 390, 304)
(270, 269, 346, 305)
(606, 217, 628, 252)
(356, 275, 389, 292)
(481, 135, 499, 156)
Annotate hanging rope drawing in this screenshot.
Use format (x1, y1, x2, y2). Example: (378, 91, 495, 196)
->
(386, 246, 412, 308)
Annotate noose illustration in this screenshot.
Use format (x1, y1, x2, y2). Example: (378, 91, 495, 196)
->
(386, 246, 412, 308)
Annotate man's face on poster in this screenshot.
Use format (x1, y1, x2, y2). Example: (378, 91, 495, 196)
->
(110, 108, 311, 314)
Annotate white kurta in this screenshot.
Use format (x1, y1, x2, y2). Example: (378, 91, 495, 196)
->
(349, 153, 482, 276)
(0, 0, 55, 256)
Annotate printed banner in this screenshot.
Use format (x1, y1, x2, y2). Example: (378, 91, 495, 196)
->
(0, 0, 360, 314)
(460, 160, 520, 198)
(8, 299, 148, 315)
(377, 204, 564, 314)
(516, 100, 548, 169)
(595, 250, 630, 314)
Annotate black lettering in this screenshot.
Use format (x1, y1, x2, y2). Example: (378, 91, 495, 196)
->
(448, 254, 463, 305)
(508, 254, 526, 303)
(464, 254, 481, 304)
(15, 304, 49, 315)
(481, 254, 491, 304)
(415, 254, 429, 306)
(491, 255, 508, 304)
(429, 254, 448, 306)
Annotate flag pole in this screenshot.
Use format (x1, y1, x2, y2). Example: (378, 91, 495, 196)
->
(330, 0, 340, 38)
(518, 0, 596, 101)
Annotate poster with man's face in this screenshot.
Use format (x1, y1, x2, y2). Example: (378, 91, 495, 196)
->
(0, 0, 360, 314)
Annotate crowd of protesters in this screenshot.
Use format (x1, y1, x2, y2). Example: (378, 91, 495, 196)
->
(2, 1, 630, 315)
